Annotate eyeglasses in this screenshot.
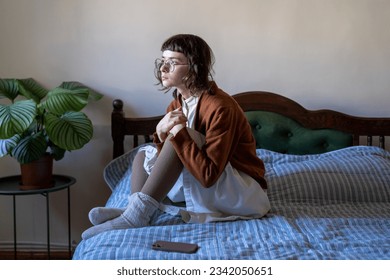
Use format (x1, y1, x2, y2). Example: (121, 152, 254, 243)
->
(155, 58, 188, 72)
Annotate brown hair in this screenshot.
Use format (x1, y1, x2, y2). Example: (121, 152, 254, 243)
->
(155, 34, 215, 97)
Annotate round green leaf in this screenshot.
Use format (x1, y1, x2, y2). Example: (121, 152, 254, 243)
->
(0, 99, 37, 139)
(60, 81, 103, 101)
(44, 111, 93, 150)
(0, 79, 19, 101)
(17, 78, 48, 103)
(10, 132, 47, 164)
(0, 134, 21, 157)
(42, 87, 89, 115)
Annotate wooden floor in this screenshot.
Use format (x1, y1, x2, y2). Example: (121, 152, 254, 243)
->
(0, 251, 72, 260)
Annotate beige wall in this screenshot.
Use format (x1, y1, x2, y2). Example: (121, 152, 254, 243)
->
(1, 0, 389, 250)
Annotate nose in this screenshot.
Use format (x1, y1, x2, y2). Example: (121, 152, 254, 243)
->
(160, 62, 169, 72)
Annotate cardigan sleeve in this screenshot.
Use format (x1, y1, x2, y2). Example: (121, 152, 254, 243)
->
(170, 103, 240, 187)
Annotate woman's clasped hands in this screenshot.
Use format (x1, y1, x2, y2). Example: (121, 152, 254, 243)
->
(156, 107, 187, 142)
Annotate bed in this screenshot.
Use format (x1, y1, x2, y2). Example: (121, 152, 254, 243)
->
(73, 91, 390, 260)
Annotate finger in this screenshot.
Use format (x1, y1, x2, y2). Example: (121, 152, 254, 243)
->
(171, 107, 183, 114)
(171, 111, 186, 118)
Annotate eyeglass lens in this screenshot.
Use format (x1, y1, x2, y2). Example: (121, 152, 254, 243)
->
(155, 59, 174, 72)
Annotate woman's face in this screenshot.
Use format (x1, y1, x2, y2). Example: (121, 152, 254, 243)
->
(160, 50, 189, 90)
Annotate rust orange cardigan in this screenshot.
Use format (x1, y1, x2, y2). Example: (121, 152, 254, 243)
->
(154, 82, 267, 189)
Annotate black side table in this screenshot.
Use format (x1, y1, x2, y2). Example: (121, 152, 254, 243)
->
(0, 174, 76, 259)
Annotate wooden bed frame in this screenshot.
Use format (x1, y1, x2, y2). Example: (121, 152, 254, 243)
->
(111, 91, 390, 158)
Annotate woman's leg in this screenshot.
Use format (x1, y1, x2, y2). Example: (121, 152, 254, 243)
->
(130, 150, 149, 193)
(141, 135, 183, 201)
(88, 151, 149, 225)
(82, 135, 184, 239)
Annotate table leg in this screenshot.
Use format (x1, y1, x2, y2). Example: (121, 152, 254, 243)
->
(67, 187, 71, 258)
(45, 192, 50, 259)
(12, 195, 16, 260)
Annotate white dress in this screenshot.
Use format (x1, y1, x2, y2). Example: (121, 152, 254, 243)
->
(140, 95, 270, 223)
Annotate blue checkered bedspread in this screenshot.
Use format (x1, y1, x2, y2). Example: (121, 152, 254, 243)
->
(73, 146, 390, 260)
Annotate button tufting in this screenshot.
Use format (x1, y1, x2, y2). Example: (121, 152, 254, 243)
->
(323, 142, 329, 148)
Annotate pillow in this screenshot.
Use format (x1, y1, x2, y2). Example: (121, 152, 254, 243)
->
(104, 145, 390, 205)
(258, 146, 390, 203)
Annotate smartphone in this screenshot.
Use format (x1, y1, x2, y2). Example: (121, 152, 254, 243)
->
(152, 240, 199, 254)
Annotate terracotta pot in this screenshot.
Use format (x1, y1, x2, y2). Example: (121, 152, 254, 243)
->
(20, 154, 54, 190)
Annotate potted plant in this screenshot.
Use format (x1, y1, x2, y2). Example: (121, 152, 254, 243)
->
(0, 78, 103, 189)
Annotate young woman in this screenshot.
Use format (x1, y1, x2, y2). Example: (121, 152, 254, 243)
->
(82, 34, 270, 239)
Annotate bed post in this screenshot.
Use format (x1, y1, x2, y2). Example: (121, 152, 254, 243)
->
(352, 135, 360, 146)
(112, 99, 125, 158)
(379, 135, 385, 149)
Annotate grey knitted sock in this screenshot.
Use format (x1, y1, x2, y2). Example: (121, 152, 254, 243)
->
(81, 192, 159, 240)
(88, 207, 126, 225)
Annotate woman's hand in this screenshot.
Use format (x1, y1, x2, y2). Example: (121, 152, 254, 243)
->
(156, 107, 187, 142)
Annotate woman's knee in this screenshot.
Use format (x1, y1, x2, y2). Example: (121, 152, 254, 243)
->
(163, 128, 205, 152)
(134, 150, 146, 162)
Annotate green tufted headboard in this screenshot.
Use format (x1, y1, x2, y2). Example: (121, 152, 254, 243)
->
(245, 111, 352, 155)
(111, 91, 389, 158)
